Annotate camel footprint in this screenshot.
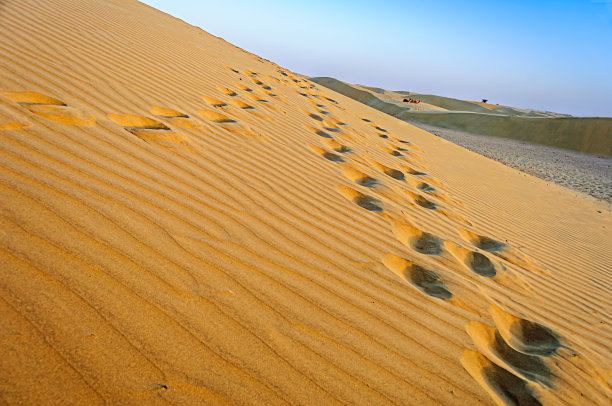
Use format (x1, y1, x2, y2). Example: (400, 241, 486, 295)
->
(444, 242, 497, 277)
(461, 305, 562, 405)
(202, 95, 228, 108)
(489, 305, 560, 356)
(399, 164, 427, 176)
(244, 91, 269, 104)
(321, 138, 350, 153)
(392, 221, 443, 255)
(383, 254, 452, 299)
(466, 321, 553, 387)
(405, 190, 439, 210)
(458, 229, 531, 268)
(108, 113, 191, 148)
(235, 83, 253, 92)
(366, 158, 405, 180)
(150, 105, 204, 130)
(309, 145, 344, 163)
(198, 109, 258, 137)
(305, 124, 333, 139)
(341, 165, 378, 188)
(461, 350, 543, 406)
(216, 86, 238, 96)
(335, 185, 383, 212)
(2, 91, 95, 126)
(379, 145, 403, 157)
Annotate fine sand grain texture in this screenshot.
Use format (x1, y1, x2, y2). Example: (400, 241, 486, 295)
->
(0, 1, 611, 405)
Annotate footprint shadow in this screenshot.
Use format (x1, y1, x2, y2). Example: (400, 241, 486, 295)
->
(382, 254, 452, 299)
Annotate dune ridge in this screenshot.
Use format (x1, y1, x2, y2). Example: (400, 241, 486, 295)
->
(0, 1, 611, 405)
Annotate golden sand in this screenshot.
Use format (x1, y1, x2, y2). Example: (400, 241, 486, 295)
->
(0, 1, 610, 404)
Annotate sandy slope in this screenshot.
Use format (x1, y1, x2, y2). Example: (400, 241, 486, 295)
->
(0, 1, 611, 405)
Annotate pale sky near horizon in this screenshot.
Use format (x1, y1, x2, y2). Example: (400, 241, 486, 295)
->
(142, 0, 612, 117)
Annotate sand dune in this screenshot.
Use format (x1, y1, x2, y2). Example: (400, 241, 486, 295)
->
(397, 112, 612, 156)
(0, 1, 611, 405)
(312, 77, 612, 156)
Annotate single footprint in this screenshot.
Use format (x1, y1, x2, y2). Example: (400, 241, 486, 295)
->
(366, 158, 405, 180)
(198, 110, 236, 123)
(405, 191, 438, 210)
(108, 113, 191, 146)
(244, 92, 269, 103)
(392, 221, 443, 255)
(341, 165, 378, 187)
(310, 145, 344, 162)
(380, 146, 403, 156)
(384, 141, 406, 151)
(108, 113, 171, 130)
(322, 120, 342, 133)
(461, 350, 543, 406)
(322, 138, 350, 153)
(227, 99, 255, 110)
(490, 305, 561, 357)
(201, 95, 228, 108)
(404, 175, 444, 194)
(2, 90, 66, 106)
(444, 242, 497, 277)
(3, 90, 95, 126)
(399, 164, 427, 176)
(198, 110, 258, 137)
(336, 185, 383, 212)
(382, 254, 452, 299)
(305, 124, 333, 139)
(150, 105, 189, 118)
(151, 105, 203, 130)
(458, 229, 507, 252)
(216, 86, 238, 96)
(458, 229, 530, 268)
(466, 321, 553, 387)
(416, 182, 436, 192)
(235, 83, 253, 92)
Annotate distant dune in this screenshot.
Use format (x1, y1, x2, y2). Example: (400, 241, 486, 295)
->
(1, 1, 611, 405)
(312, 77, 612, 156)
(394, 91, 495, 114)
(398, 112, 612, 156)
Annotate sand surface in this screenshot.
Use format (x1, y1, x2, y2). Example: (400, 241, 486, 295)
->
(409, 122, 612, 204)
(1, 1, 611, 405)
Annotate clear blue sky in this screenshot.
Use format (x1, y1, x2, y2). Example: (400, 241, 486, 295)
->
(142, 0, 612, 117)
